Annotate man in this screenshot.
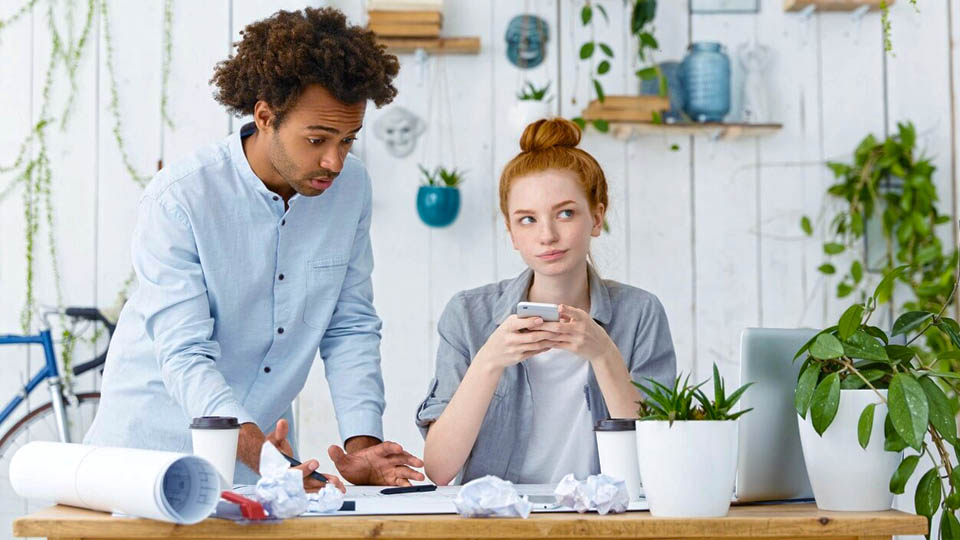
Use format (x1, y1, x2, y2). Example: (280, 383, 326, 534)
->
(84, 7, 423, 490)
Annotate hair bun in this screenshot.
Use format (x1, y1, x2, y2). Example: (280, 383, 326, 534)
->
(519, 118, 582, 152)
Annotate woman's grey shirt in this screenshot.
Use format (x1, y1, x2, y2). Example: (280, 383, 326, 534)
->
(415, 267, 677, 484)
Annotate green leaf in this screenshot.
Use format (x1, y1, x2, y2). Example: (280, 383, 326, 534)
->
(940, 512, 960, 540)
(597, 60, 610, 75)
(599, 42, 614, 58)
(892, 311, 934, 337)
(937, 321, 960, 349)
(874, 264, 910, 304)
(639, 32, 658, 49)
(636, 66, 658, 80)
(824, 242, 846, 255)
(919, 376, 957, 444)
(889, 454, 920, 494)
(795, 361, 821, 418)
(592, 78, 605, 102)
(865, 325, 889, 344)
(801, 216, 813, 236)
(810, 372, 841, 435)
(843, 330, 889, 362)
(851, 260, 863, 284)
(858, 403, 876, 449)
(886, 344, 916, 362)
(915, 467, 942, 529)
(946, 494, 960, 510)
(595, 3, 609, 22)
(580, 41, 595, 59)
(793, 326, 839, 361)
(580, 4, 592, 25)
(571, 117, 587, 130)
(837, 282, 854, 298)
(592, 119, 609, 133)
(810, 333, 845, 360)
(838, 304, 864, 340)
(889, 373, 930, 451)
(885, 413, 909, 452)
(818, 263, 836, 275)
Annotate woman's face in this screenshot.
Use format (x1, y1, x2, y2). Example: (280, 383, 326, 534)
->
(506, 168, 604, 277)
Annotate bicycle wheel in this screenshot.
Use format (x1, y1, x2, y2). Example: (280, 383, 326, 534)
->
(0, 392, 99, 540)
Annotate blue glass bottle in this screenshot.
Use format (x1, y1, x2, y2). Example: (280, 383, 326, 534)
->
(679, 42, 730, 123)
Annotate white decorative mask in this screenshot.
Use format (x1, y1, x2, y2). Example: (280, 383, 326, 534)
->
(374, 106, 426, 158)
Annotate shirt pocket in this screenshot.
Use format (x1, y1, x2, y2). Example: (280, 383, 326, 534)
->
(303, 254, 350, 329)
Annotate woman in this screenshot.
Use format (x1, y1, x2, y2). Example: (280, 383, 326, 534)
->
(416, 118, 677, 486)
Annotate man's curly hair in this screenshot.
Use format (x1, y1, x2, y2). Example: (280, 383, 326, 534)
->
(211, 7, 399, 125)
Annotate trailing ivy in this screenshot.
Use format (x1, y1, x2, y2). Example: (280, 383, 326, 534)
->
(0, 0, 175, 376)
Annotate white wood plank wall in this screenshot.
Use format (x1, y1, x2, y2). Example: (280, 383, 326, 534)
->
(1, 0, 958, 499)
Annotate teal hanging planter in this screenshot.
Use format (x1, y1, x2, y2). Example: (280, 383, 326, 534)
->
(417, 186, 460, 227)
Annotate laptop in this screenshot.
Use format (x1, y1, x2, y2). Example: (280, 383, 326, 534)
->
(734, 328, 816, 503)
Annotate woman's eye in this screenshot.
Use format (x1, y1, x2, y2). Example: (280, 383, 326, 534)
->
(558, 209, 574, 218)
(519, 216, 535, 225)
(342, 137, 357, 144)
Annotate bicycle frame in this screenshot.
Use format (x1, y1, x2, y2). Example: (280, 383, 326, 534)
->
(0, 328, 70, 442)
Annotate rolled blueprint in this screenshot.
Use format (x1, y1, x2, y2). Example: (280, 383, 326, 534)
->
(10, 441, 220, 524)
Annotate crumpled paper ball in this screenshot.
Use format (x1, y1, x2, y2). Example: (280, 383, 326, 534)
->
(453, 475, 532, 518)
(251, 442, 309, 519)
(306, 484, 345, 514)
(554, 473, 629, 515)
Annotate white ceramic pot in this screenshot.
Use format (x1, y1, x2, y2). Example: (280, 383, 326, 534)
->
(797, 389, 900, 511)
(511, 100, 553, 131)
(635, 420, 738, 517)
(594, 419, 643, 500)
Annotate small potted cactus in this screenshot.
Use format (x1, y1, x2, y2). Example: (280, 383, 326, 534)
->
(416, 165, 463, 227)
(512, 81, 553, 130)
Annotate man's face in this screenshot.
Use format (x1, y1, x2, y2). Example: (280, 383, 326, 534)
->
(266, 85, 366, 197)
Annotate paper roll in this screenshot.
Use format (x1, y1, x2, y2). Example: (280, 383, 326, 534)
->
(10, 442, 220, 524)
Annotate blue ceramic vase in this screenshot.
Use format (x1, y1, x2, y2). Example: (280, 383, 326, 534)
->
(679, 42, 730, 123)
(417, 186, 460, 227)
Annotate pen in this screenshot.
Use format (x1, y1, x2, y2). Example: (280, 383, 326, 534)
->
(279, 452, 327, 485)
(380, 484, 437, 495)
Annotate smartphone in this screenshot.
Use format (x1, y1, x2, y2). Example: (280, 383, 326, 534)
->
(516, 301, 560, 322)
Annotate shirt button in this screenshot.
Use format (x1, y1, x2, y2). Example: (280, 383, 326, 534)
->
(278, 274, 285, 281)
(264, 367, 271, 373)
(273, 196, 279, 201)
(277, 327, 284, 334)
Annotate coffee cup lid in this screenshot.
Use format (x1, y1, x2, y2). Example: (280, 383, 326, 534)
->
(190, 416, 239, 429)
(594, 418, 636, 431)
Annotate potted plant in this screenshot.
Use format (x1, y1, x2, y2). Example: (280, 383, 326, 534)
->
(632, 364, 752, 517)
(793, 262, 960, 534)
(513, 81, 553, 130)
(416, 165, 463, 228)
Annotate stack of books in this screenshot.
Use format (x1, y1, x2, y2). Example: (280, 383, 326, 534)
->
(367, 0, 443, 38)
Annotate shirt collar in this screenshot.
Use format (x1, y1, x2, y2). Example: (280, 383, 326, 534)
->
(229, 122, 298, 203)
(488, 265, 613, 332)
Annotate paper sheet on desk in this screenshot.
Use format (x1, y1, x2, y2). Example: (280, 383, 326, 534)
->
(300, 485, 648, 516)
(10, 441, 220, 524)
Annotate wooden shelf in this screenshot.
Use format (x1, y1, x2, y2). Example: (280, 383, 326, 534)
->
(607, 122, 783, 141)
(376, 37, 480, 54)
(784, 0, 890, 12)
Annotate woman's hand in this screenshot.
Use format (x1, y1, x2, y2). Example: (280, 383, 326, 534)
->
(538, 304, 619, 362)
(474, 315, 556, 370)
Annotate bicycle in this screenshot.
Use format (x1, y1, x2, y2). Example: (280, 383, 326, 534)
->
(0, 306, 115, 537)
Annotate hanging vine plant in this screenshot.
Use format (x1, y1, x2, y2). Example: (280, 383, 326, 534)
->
(801, 122, 958, 365)
(0, 0, 175, 375)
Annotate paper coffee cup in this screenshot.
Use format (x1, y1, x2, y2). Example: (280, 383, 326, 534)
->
(190, 416, 240, 489)
(594, 418, 643, 500)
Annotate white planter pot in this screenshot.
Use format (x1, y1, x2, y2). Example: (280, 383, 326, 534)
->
(511, 100, 553, 131)
(797, 389, 901, 511)
(635, 420, 738, 517)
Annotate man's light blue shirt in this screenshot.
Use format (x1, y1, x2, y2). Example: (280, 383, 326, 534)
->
(84, 123, 385, 480)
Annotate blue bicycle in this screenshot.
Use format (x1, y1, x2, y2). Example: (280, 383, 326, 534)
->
(0, 306, 115, 530)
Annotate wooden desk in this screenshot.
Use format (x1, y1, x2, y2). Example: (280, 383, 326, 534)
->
(14, 503, 926, 540)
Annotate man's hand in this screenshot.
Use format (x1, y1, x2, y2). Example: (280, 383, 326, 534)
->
(240, 419, 345, 493)
(328, 440, 425, 486)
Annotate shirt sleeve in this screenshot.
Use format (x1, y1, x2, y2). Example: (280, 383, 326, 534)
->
(134, 194, 255, 426)
(415, 292, 471, 438)
(318, 174, 386, 444)
(631, 294, 678, 390)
